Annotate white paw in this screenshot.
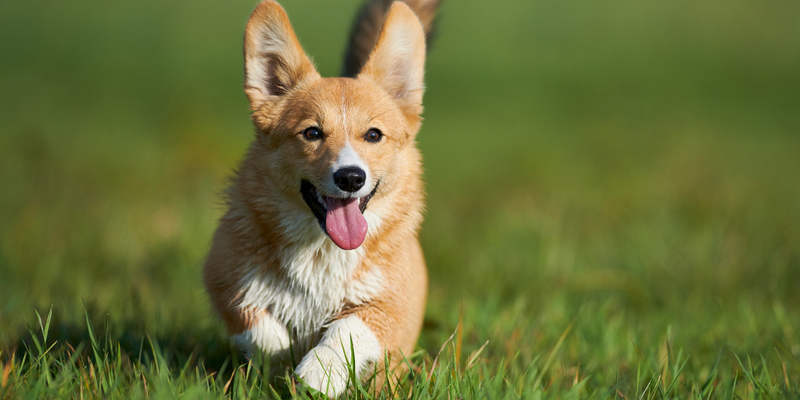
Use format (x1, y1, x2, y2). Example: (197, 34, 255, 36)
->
(295, 345, 350, 397)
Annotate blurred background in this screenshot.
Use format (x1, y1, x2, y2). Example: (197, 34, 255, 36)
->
(1, 0, 799, 389)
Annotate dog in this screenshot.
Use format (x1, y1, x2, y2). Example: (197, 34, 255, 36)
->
(203, 0, 439, 395)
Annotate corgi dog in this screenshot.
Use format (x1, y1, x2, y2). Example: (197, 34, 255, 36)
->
(203, 0, 439, 395)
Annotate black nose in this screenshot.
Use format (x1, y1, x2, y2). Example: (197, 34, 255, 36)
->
(333, 167, 366, 193)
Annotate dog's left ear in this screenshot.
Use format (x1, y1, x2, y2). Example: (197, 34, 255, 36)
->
(359, 2, 427, 119)
(244, 0, 320, 111)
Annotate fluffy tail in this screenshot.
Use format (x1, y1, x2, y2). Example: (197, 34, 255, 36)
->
(342, 0, 441, 77)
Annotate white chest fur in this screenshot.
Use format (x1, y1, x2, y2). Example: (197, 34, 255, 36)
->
(234, 209, 384, 355)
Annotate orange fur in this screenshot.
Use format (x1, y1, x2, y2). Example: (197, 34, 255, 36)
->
(203, 0, 437, 395)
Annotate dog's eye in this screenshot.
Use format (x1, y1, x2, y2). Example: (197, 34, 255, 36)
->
(302, 127, 322, 141)
(365, 129, 383, 143)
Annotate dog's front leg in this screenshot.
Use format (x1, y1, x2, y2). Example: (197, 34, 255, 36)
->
(295, 314, 383, 397)
(231, 312, 292, 361)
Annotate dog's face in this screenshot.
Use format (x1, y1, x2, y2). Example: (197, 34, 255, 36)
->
(242, 1, 425, 250)
(255, 78, 415, 250)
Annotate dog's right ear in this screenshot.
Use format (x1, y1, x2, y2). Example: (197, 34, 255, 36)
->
(244, 0, 319, 110)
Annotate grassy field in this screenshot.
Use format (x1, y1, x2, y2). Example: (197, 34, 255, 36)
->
(2, 0, 800, 397)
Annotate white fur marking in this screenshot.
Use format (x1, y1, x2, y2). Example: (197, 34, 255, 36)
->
(363, 209, 383, 238)
(328, 143, 374, 198)
(231, 313, 291, 357)
(333, 144, 368, 174)
(238, 237, 364, 351)
(295, 315, 383, 396)
(342, 91, 348, 136)
(235, 208, 384, 355)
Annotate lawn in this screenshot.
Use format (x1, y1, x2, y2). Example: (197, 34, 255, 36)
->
(1, 0, 799, 398)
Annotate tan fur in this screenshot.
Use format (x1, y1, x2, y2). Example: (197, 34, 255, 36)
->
(203, 0, 434, 393)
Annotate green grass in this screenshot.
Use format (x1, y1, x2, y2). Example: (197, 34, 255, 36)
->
(2, 0, 800, 397)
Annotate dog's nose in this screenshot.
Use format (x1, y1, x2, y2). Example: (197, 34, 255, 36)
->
(333, 167, 366, 193)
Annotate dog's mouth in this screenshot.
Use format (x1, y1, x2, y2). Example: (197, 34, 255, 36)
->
(300, 180, 378, 250)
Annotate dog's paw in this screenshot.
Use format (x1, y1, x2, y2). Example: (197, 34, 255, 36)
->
(295, 345, 349, 397)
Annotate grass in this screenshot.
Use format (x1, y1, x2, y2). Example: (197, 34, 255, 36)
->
(1, 0, 800, 397)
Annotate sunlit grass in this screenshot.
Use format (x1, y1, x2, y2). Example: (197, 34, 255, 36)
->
(2, 305, 798, 398)
(2, 0, 800, 397)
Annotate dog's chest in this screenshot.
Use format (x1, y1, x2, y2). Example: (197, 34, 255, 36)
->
(239, 235, 383, 341)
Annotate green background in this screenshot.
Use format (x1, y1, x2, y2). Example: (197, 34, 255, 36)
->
(1, 0, 799, 397)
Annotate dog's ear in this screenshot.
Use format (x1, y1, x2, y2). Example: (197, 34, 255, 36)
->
(358, 2, 427, 118)
(244, 0, 319, 110)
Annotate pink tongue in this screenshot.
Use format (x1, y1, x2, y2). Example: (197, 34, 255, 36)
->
(325, 197, 368, 250)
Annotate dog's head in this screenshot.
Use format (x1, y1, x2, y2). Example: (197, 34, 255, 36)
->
(241, 1, 426, 250)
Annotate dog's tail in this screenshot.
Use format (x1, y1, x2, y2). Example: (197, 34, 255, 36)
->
(342, 0, 441, 77)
